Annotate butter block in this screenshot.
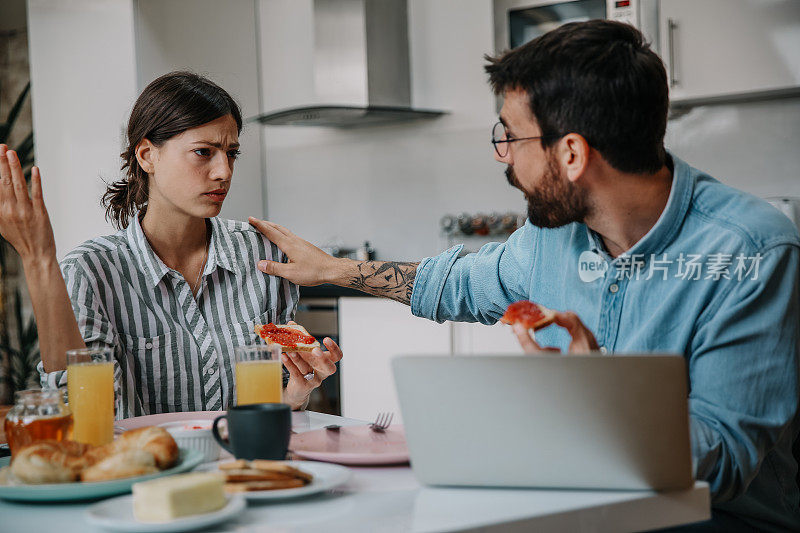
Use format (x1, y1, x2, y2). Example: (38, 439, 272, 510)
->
(132, 472, 227, 522)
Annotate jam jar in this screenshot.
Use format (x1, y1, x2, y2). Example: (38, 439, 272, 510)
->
(4, 389, 73, 456)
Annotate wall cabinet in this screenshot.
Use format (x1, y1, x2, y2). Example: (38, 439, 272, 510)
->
(660, 0, 800, 105)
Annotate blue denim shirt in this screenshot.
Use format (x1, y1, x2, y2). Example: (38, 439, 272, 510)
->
(411, 155, 800, 531)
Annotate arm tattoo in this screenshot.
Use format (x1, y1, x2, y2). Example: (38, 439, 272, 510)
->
(348, 261, 419, 305)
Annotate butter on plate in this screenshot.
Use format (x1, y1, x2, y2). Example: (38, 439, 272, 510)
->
(132, 472, 227, 522)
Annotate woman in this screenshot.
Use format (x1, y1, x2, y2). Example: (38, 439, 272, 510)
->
(0, 71, 341, 417)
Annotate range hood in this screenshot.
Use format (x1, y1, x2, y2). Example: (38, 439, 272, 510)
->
(252, 0, 445, 128)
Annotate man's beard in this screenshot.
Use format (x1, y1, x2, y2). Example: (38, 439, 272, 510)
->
(505, 156, 590, 229)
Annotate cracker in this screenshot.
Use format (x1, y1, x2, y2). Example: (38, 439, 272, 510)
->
(218, 459, 249, 471)
(249, 459, 314, 482)
(224, 478, 305, 492)
(223, 469, 297, 482)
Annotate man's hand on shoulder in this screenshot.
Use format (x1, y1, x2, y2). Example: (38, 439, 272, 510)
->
(249, 217, 346, 286)
(249, 217, 419, 305)
(513, 311, 599, 354)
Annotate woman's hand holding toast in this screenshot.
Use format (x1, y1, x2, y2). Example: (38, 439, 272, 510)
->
(281, 323, 343, 410)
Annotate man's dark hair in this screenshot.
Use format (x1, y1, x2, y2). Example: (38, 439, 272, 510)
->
(485, 20, 668, 174)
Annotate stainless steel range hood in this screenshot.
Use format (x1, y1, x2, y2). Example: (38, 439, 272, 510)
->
(252, 0, 445, 128)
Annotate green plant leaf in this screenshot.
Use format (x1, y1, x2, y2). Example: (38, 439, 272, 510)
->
(23, 316, 39, 352)
(6, 288, 42, 394)
(15, 131, 34, 163)
(0, 344, 22, 358)
(0, 82, 30, 143)
(14, 287, 22, 330)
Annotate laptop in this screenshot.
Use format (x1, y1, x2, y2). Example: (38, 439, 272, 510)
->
(392, 354, 694, 491)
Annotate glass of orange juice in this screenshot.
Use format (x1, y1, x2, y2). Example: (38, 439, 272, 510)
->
(235, 345, 283, 405)
(67, 348, 114, 446)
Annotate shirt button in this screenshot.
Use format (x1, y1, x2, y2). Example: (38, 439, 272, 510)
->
(145, 342, 153, 350)
(609, 283, 619, 293)
(599, 346, 608, 354)
(207, 367, 214, 376)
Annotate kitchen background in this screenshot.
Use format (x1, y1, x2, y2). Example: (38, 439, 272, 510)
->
(2, 0, 799, 417)
(13, 0, 800, 260)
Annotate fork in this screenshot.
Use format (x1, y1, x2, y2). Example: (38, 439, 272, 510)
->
(369, 412, 393, 432)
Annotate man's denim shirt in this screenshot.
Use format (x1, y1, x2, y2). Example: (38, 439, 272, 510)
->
(411, 154, 800, 531)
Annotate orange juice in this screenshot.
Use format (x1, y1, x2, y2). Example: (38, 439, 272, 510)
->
(67, 362, 114, 445)
(235, 360, 282, 404)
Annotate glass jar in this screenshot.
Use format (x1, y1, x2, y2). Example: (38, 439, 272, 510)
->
(3, 389, 73, 456)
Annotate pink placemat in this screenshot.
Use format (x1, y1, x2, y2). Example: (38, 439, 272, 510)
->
(289, 425, 409, 466)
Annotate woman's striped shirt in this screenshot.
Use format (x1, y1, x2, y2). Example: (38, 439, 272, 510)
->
(38, 213, 298, 418)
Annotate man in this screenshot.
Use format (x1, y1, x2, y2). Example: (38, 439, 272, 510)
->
(250, 20, 800, 531)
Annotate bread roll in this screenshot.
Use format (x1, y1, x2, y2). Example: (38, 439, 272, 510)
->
(81, 449, 158, 482)
(11, 440, 93, 484)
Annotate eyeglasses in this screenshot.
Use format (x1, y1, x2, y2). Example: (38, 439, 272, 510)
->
(491, 121, 563, 158)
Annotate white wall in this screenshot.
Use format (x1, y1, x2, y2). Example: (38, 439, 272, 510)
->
(27, 0, 265, 259)
(135, 0, 264, 222)
(27, 0, 138, 258)
(258, 0, 524, 261)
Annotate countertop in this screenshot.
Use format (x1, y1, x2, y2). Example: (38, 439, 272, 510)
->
(299, 284, 375, 299)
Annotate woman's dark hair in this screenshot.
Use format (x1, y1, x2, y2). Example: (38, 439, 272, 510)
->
(103, 71, 243, 228)
(485, 20, 668, 174)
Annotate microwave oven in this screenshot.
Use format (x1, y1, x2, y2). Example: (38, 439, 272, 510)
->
(493, 0, 660, 55)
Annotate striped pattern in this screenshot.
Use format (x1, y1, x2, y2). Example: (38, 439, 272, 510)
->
(38, 213, 298, 418)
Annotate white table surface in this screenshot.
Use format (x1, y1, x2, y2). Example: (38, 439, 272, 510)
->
(0, 411, 710, 533)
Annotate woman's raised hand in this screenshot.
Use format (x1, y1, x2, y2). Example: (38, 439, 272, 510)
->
(0, 145, 57, 265)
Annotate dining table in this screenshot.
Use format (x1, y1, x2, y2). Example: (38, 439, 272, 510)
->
(0, 410, 710, 532)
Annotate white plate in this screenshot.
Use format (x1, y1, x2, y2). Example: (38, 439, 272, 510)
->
(197, 460, 351, 501)
(85, 493, 246, 532)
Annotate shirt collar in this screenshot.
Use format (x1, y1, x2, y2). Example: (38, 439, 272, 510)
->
(125, 212, 239, 288)
(126, 211, 171, 287)
(586, 151, 694, 262)
(207, 217, 239, 275)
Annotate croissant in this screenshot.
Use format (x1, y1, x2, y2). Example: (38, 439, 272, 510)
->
(81, 448, 158, 482)
(10, 440, 94, 484)
(108, 426, 179, 469)
(9, 425, 179, 484)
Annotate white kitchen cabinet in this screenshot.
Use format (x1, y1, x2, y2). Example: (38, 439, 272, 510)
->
(451, 322, 524, 355)
(659, 0, 800, 105)
(338, 298, 451, 423)
(338, 297, 528, 420)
